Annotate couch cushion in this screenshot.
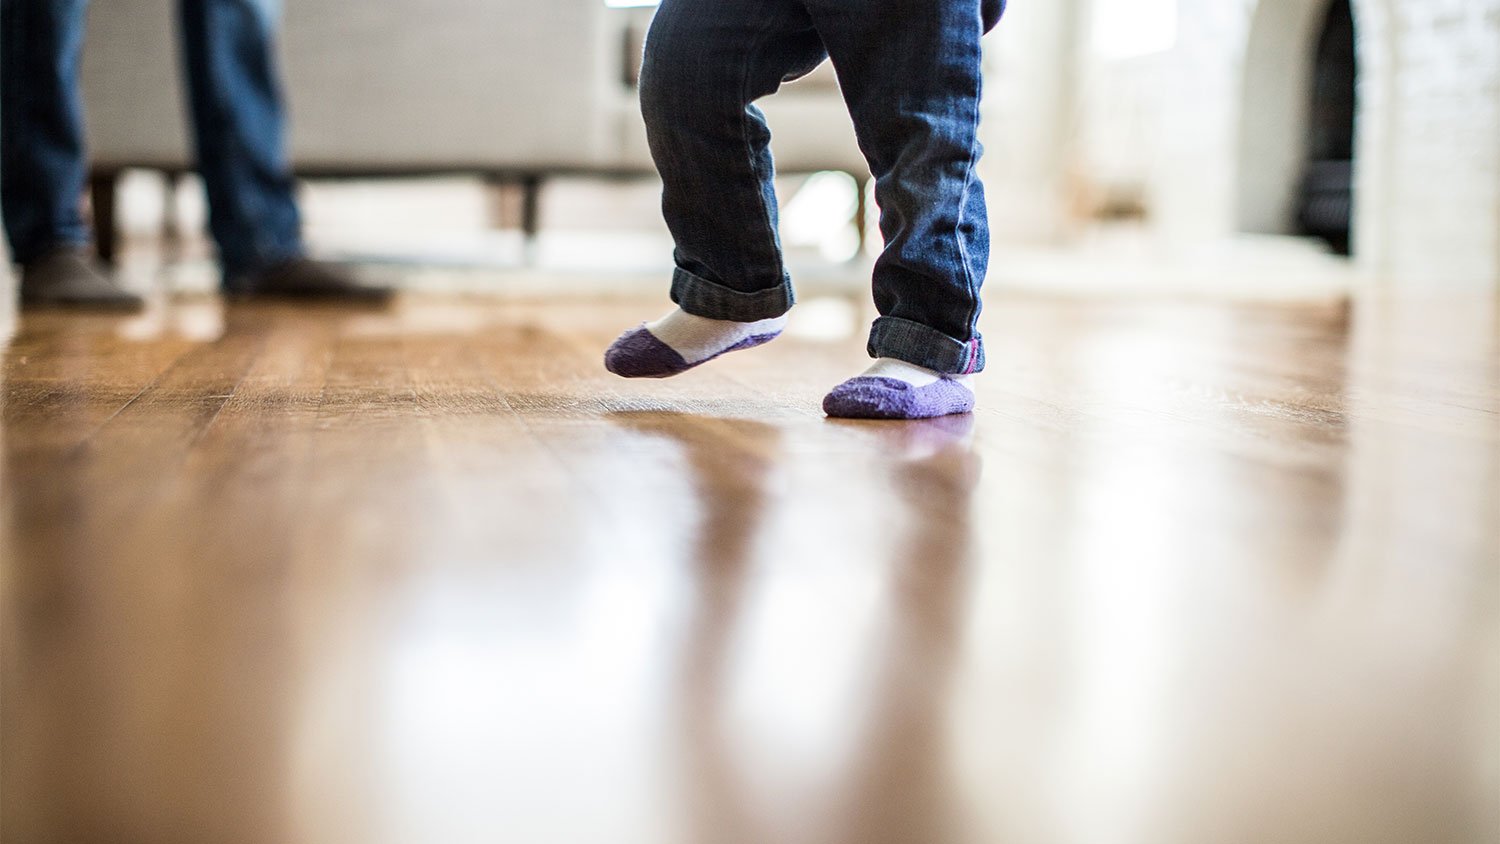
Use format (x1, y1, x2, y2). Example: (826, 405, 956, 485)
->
(82, 0, 612, 172)
(79, 0, 865, 178)
(281, 0, 610, 171)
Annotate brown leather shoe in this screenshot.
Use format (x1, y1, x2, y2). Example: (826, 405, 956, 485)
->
(19, 247, 145, 311)
(233, 259, 395, 304)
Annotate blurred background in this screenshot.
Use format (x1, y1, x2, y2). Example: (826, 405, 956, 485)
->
(29, 0, 1500, 301)
(2, 4, 1498, 843)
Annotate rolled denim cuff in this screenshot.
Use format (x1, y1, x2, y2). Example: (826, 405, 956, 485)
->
(670, 265, 795, 322)
(868, 316, 985, 375)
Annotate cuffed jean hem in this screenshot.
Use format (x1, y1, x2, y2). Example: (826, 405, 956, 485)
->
(868, 316, 985, 375)
(670, 265, 795, 322)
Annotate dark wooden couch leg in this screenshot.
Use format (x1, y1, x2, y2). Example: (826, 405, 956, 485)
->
(90, 171, 120, 266)
(520, 175, 544, 243)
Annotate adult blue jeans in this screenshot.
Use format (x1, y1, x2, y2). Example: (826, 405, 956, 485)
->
(1, 0, 303, 284)
(642, 0, 1003, 375)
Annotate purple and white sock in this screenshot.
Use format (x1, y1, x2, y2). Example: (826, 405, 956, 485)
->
(605, 309, 787, 379)
(823, 358, 975, 420)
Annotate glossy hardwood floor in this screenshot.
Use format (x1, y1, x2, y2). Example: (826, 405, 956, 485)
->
(1, 291, 1496, 844)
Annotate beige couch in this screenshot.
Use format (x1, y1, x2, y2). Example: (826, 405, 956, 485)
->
(79, 0, 869, 257)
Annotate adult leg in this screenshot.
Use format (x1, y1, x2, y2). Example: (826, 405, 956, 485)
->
(178, 0, 389, 301)
(177, 0, 302, 288)
(2, 0, 144, 309)
(605, 0, 829, 378)
(1, 0, 91, 262)
(809, 0, 990, 377)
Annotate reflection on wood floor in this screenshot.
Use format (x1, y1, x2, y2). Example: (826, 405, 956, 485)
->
(1, 292, 1496, 844)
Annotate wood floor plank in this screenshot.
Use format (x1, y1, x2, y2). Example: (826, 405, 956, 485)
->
(0, 315, 201, 458)
(1, 292, 1496, 844)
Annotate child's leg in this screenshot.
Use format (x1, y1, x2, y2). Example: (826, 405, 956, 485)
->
(606, 0, 827, 379)
(811, 0, 990, 418)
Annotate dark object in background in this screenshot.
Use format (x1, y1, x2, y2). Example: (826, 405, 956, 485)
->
(1297, 0, 1357, 255)
(18, 246, 144, 311)
(228, 258, 396, 304)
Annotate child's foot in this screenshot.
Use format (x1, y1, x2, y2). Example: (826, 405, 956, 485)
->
(823, 358, 975, 420)
(605, 309, 786, 378)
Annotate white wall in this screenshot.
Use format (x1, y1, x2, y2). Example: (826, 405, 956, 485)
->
(1158, 0, 1500, 286)
(1065, 0, 1500, 287)
(1364, 0, 1500, 286)
(980, 0, 1086, 241)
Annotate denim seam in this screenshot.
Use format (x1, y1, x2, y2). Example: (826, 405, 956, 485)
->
(951, 24, 985, 374)
(737, 0, 785, 286)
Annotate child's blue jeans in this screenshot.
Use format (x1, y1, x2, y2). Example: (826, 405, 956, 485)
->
(642, 0, 1003, 375)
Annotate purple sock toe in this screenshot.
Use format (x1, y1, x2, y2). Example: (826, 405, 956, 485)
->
(605, 327, 692, 378)
(822, 376, 975, 420)
(604, 326, 782, 379)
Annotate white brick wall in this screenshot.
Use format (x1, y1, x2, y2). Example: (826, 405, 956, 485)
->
(1044, 0, 1500, 287)
(1375, 0, 1500, 285)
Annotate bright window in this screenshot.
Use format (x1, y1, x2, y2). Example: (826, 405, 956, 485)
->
(1093, 0, 1178, 59)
